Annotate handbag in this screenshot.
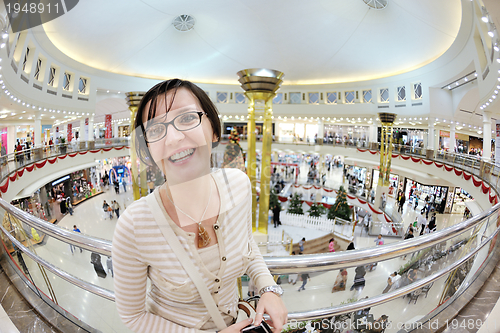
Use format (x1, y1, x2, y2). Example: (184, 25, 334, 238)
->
(146, 193, 258, 331)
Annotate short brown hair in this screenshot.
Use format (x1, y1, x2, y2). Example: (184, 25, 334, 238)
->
(133, 79, 221, 167)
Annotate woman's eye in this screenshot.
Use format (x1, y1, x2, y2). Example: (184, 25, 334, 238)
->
(146, 125, 163, 138)
(179, 113, 197, 124)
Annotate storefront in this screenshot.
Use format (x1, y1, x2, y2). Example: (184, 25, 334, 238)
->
(439, 131, 469, 153)
(403, 178, 449, 213)
(448, 187, 474, 214)
(222, 122, 269, 139)
(393, 128, 428, 147)
(324, 125, 368, 146)
(372, 169, 399, 196)
(345, 165, 369, 189)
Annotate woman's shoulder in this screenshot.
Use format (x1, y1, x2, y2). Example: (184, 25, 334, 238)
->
(214, 168, 251, 190)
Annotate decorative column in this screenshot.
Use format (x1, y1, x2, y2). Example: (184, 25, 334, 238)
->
(126, 92, 148, 201)
(237, 69, 284, 234)
(317, 118, 324, 145)
(426, 118, 435, 159)
(369, 123, 378, 149)
(114, 121, 119, 138)
(34, 113, 42, 147)
(483, 111, 492, 161)
(449, 122, 456, 153)
(374, 113, 397, 210)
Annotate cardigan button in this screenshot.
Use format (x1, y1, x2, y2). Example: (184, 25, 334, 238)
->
(214, 225, 219, 230)
(222, 257, 226, 261)
(214, 291, 218, 294)
(215, 278, 220, 282)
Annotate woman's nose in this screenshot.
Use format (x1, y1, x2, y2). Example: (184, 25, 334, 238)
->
(164, 123, 185, 145)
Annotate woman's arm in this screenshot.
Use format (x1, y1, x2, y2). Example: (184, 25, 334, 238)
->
(113, 212, 204, 333)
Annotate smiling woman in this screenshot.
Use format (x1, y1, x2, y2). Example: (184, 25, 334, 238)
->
(112, 79, 288, 333)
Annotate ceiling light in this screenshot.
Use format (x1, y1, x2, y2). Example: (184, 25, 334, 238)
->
(51, 116, 55, 119)
(455, 82, 459, 86)
(482, 16, 489, 23)
(10, 112, 15, 115)
(489, 31, 495, 38)
(0, 43, 5, 48)
(18, 116, 22, 119)
(464, 77, 468, 82)
(1, 33, 7, 39)
(475, 73, 478, 77)
(495, 45, 500, 52)
(448, 85, 451, 89)
(173, 14, 196, 32)
(106, 90, 109, 93)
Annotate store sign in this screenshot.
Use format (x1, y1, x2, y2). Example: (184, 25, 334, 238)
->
(0, 127, 7, 154)
(56, 126, 59, 138)
(496, 120, 500, 166)
(84, 118, 89, 140)
(67, 123, 72, 142)
(105, 114, 112, 139)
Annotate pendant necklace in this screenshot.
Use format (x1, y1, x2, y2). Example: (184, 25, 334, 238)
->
(165, 180, 213, 248)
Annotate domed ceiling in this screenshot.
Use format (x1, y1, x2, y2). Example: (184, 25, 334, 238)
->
(43, 0, 462, 85)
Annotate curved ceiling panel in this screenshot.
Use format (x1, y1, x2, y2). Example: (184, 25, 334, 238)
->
(42, 0, 462, 85)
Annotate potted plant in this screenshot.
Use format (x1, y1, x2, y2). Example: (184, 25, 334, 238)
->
(59, 137, 67, 154)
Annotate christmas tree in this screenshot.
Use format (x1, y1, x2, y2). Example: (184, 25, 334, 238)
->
(287, 193, 304, 215)
(328, 186, 351, 221)
(222, 129, 246, 171)
(308, 202, 326, 217)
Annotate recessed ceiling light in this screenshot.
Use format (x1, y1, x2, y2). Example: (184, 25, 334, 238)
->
(173, 14, 196, 32)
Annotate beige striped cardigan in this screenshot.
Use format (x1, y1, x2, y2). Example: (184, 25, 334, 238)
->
(112, 168, 276, 332)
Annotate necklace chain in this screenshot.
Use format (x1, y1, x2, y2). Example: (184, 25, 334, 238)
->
(165, 179, 212, 226)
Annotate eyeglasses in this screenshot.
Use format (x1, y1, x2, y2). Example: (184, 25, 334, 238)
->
(144, 111, 205, 143)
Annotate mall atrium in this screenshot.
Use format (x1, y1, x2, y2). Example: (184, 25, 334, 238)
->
(1, 0, 500, 332)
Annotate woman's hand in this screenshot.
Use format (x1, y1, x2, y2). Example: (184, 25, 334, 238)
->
(253, 292, 288, 333)
(220, 318, 253, 333)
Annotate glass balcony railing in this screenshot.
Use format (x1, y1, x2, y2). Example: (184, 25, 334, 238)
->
(1, 140, 499, 332)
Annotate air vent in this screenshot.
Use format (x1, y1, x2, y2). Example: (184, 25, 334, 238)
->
(21, 74, 29, 83)
(11, 60, 17, 73)
(412, 102, 423, 106)
(33, 83, 42, 90)
(378, 105, 389, 109)
(173, 15, 195, 32)
(62, 93, 72, 99)
(395, 104, 406, 108)
(47, 89, 57, 95)
(362, 0, 388, 10)
(78, 97, 89, 101)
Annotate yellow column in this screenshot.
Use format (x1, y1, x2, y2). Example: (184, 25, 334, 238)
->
(258, 97, 274, 234)
(246, 98, 258, 231)
(378, 124, 386, 186)
(129, 106, 141, 201)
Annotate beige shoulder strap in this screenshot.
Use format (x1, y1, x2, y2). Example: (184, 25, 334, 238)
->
(145, 193, 227, 330)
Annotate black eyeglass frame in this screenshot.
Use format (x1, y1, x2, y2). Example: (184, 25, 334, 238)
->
(142, 111, 206, 143)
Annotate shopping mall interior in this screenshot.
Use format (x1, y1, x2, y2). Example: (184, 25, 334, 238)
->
(1, 0, 500, 332)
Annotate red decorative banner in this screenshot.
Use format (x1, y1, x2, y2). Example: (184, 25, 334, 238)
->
(444, 165, 453, 172)
(434, 162, 443, 168)
(48, 158, 57, 164)
(17, 169, 24, 177)
(90, 149, 101, 154)
(9, 173, 17, 181)
(0, 179, 9, 193)
(67, 123, 72, 142)
(25, 164, 35, 172)
(481, 182, 490, 194)
(369, 150, 378, 155)
(454, 169, 463, 177)
(58, 154, 67, 160)
(463, 172, 472, 181)
(472, 175, 482, 188)
(401, 155, 410, 160)
(411, 157, 421, 163)
(422, 160, 433, 165)
(357, 149, 368, 153)
(105, 114, 112, 139)
(35, 160, 47, 168)
(392, 154, 399, 158)
(69, 153, 78, 157)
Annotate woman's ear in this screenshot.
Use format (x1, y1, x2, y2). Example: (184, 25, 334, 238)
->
(212, 134, 219, 148)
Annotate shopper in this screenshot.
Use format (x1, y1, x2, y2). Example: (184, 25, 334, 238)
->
(381, 192, 386, 209)
(70, 225, 83, 254)
(106, 256, 114, 278)
(298, 272, 310, 291)
(66, 198, 73, 216)
(417, 211, 427, 235)
(91, 252, 107, 278)
(272, 204, 281, 228)
(114, 180, 120, 194)
(398, 194, 406, 213)
(374, 234, 384, 246)
(328, 238, 335, 252)
(428, 213, 437, 232)
(383, 272, 400, 294)
(122, 178, 127, 192)
(332, 269, 348, 292)
(112, 200, 121, 219)
(112, 79, 287, 333)
(102, 200, 111, 219)
(299, 237, 306, 252)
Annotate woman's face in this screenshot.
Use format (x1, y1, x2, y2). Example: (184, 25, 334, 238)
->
(143, 88, 216, 185)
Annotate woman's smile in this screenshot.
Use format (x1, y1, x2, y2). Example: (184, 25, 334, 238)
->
(168, 147, 196, 164)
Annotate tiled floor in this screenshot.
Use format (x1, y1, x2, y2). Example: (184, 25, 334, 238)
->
(1, 163, 496, 332)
